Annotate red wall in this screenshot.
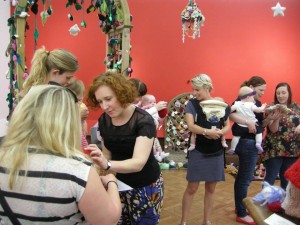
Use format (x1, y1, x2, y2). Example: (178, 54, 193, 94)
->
(24, 0, 300, 136)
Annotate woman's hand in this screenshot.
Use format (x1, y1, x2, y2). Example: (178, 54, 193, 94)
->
(100, 174, 117, 189)
(267, 109, 282, 121)
(247, 120, 257, 134)
(206, 127, 222, 140)
(86, 144, 108, 169)
(263, 110, 282, 127)
(267, 110, 283, 133)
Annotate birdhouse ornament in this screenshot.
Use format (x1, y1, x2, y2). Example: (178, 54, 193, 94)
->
(181, 0, 205, 43)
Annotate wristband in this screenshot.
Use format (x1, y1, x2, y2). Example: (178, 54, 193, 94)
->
(107, 180, 118, 188)
(203, 129, 207, 136)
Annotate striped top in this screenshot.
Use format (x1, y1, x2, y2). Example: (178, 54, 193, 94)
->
(0, 151, 92, 225)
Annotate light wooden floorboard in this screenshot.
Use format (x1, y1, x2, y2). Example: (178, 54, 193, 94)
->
(159, 169, 275, 225)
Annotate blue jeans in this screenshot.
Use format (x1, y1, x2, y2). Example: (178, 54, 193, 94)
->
(234, 139, 258, 217)
(264, 157, 298, 190)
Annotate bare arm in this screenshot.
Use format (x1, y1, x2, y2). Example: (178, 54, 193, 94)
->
(220, 118, 231, 136)
(78, 168, 121, 225)
(230, 105, 237, 113)
(253, 103, 267, 113)
(88, 136, 154, 173)
(185, 113, 221, 140)
(229, 112, 257, 133)
(268, 119, 280, 133)
(263, 110, 282, 132)
(267, 112, 281, 133)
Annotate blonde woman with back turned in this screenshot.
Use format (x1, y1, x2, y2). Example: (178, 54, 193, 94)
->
(0, 85, 121, 224)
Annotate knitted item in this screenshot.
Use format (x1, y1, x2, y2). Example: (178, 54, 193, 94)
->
(199, 100, 228, 122)
(283, 158, 300, 218)
(265, 104, 292, 115)
(267, 201, 284, 213)
(158, 108, 168, 118)
(285, 158, 300, 189)
(282, 183, 300, 218)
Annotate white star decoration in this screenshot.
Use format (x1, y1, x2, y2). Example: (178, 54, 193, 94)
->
(272, 2, 286, 17)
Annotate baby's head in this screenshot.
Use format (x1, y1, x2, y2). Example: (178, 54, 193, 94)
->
(141, 94, 156, 107)
(239, 86, 256, 102)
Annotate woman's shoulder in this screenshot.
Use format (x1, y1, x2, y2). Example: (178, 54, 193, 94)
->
(98, 112, 109, 124)
(290, 102, 300, 109)
(186, 98, 200, 109)
(135, 107, 155, 121)
(29, 153, 91, 177)
(132, 108, 156, 137)
(255, 99, 263, 107)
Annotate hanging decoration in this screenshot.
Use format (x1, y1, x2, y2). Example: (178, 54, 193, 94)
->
(5, 17, 18, 118)
(40, 9, 50, 25)
(94, 0, 133, 76)
(271, 2, 286, 17)
(181, 0, 205, 43)
(4, 0, 133, 118)
(5, 1, 31, 118)
(29, 0, 40, 51)
(69, 24, 81, 36)
(80, 1, 87, 28)
(40, 0, 53, 26)
(96, 0, 123, 33)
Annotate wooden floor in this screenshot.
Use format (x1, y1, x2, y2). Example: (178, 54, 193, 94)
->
(159, 169, 269, 225)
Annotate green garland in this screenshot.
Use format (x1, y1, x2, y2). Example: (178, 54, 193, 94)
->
(5, 0, 131, 117)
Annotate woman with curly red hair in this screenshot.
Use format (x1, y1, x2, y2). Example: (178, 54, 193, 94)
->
(86, 72, 164, 225)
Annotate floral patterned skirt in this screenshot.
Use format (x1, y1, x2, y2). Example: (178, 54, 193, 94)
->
(118, 174, 164, 225)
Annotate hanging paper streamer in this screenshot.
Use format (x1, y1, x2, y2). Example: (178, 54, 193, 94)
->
(181, 0, 205, 43)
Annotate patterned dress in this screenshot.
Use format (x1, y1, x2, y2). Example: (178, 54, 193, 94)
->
(263, 102, 300, 161)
